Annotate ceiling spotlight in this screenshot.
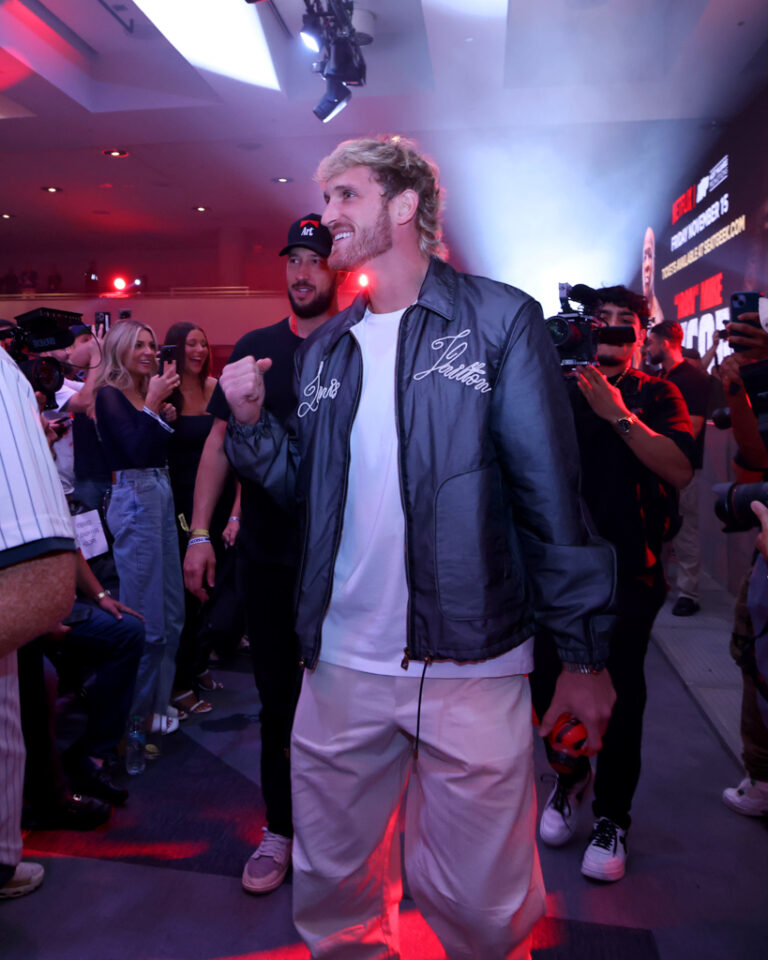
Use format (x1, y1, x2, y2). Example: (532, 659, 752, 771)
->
(193, 205, 210, 212)
(271, 176, 293, 183)
(1, 213, 14, 220)
(42, 186, 62, 193)
(300, 10, 323, 52)
(302, 1, 370, 122)
(113, 276, 128, 291)
(103, 148, 130, 158)
(313, 75, 351, 122)
(326, 35, 366, 86)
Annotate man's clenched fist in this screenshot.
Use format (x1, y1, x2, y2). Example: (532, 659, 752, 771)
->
(220, 356, 273, 425)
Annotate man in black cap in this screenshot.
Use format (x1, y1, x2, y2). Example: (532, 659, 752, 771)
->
(184, 214, 338, 894)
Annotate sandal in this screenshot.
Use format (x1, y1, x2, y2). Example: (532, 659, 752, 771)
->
(196, 669, 224, 692)
(172, 690, 213, 715)
(148, 713, 179, 735)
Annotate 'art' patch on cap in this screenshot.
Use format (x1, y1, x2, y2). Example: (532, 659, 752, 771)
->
(279, 213, 332, 258)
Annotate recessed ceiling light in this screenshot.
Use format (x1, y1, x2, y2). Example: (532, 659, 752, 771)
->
(103, 148, 130, 158)
(193, 205, 210, 212)
(1, 213, 14, 219)
(272, 177, 293, 184)
(42, 186, 62, 193)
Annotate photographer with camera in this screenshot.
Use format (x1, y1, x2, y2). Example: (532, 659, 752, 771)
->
(711, 314, 768, 818)
(533, 284, 695, 882)
(645, 320, 713, 617)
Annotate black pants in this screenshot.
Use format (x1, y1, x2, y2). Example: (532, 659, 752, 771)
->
(531, 567, 667, 831)
(238, 557, 302, 840)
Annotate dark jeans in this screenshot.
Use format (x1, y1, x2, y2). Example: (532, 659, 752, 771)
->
(238, 557, 302, 840)
(531, 567, 667, 831)
(57, 600, 143, 768)
(18, 640, 69, 812)
(19, 602, 143, 811)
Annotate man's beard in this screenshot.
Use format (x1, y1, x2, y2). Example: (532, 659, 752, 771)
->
(328, 202, 392, 272)
(646, 350, 663, 366)
(288, 284, 336, 320)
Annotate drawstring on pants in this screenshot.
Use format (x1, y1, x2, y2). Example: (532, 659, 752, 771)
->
(414, 659, 429, 758)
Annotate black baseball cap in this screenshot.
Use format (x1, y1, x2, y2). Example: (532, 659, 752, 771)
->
(279, 214, 332, 258)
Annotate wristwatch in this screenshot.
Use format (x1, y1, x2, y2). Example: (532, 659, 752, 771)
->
(562, 661, 604, 675)
(614, 414, 638, 435)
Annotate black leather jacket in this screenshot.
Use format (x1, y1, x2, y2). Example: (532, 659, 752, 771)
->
(226, 257, 615, 670)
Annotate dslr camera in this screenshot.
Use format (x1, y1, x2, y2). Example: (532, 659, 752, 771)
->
(545, 283, 637, 368)
(714, 356, 768, 532)
(0, 308, 81, 409)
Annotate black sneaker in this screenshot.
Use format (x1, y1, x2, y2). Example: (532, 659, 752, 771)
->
(69, 768, 129, 806)
(23, 794, 112, 831)
(581, 817, 627, 882)
(672, 596, 700, 617)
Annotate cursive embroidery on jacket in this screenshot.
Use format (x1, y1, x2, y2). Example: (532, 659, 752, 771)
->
(297, 360, 341, 418)
(412, 330, 493, 392)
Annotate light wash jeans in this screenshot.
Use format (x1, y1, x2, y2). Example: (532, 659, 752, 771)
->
(107, 467, 184, 720)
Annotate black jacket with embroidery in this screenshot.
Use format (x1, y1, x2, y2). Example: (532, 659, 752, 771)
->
(226, 256, 616, 670)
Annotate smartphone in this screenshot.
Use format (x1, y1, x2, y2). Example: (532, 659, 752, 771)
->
(94, 310, 111, 333)
(159, 344, 177, 374)
(729, 292, 766, 353)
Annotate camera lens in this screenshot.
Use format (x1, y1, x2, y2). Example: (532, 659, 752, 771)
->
(713, 481, 768, 532)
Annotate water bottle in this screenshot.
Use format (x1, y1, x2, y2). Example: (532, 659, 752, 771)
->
(125, 716, 146, 775)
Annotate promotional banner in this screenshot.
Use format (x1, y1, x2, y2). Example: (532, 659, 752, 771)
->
(643, 91, 768, 364)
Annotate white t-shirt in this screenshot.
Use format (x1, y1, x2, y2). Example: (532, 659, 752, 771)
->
(320, 307, 532, 678)
(48, 378, 83, 495)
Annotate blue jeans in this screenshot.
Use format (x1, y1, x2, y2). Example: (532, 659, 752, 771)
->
(107, 467, 185, 719)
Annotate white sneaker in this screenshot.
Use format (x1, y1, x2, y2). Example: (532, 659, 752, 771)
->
(722, 776, 768, 817)
(581, 817, 627, 882)
(0, 862, 45, 899)
(539, 768, 592, 847)
(241, 829, 292, 894)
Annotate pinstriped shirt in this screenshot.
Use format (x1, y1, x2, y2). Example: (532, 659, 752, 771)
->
(0, 348, 74, 568)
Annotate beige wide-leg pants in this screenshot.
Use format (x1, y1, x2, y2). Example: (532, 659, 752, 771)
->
(291, 661, 545, 960)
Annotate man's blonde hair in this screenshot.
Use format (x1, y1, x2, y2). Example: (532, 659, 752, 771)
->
(316, 135, 446, 260)
(94, 320, 157, 395)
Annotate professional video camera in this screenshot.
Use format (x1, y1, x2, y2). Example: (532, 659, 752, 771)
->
(713, 357, 768, 532)
(545, 283, 637, 368)
(0, 308, 80, 409)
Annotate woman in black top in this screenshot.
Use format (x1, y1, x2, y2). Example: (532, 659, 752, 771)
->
(163, 322, 241, 714)
(94, 321, 185, 737)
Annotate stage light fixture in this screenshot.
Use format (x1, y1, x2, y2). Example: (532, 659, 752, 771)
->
(313, 76, 351, 122)
(300, 11, 323, 52)
(302, 1, 370, 122)
(113, 276, 127, 291)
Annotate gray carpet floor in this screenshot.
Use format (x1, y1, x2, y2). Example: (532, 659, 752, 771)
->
(2, 587, 767, 960)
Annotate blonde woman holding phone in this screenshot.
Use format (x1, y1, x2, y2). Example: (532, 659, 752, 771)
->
(94, 321, 185, 739)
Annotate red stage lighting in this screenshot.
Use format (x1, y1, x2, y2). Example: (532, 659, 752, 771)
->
(358, 273, 369, 288)
(112, 276, 127, 291)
